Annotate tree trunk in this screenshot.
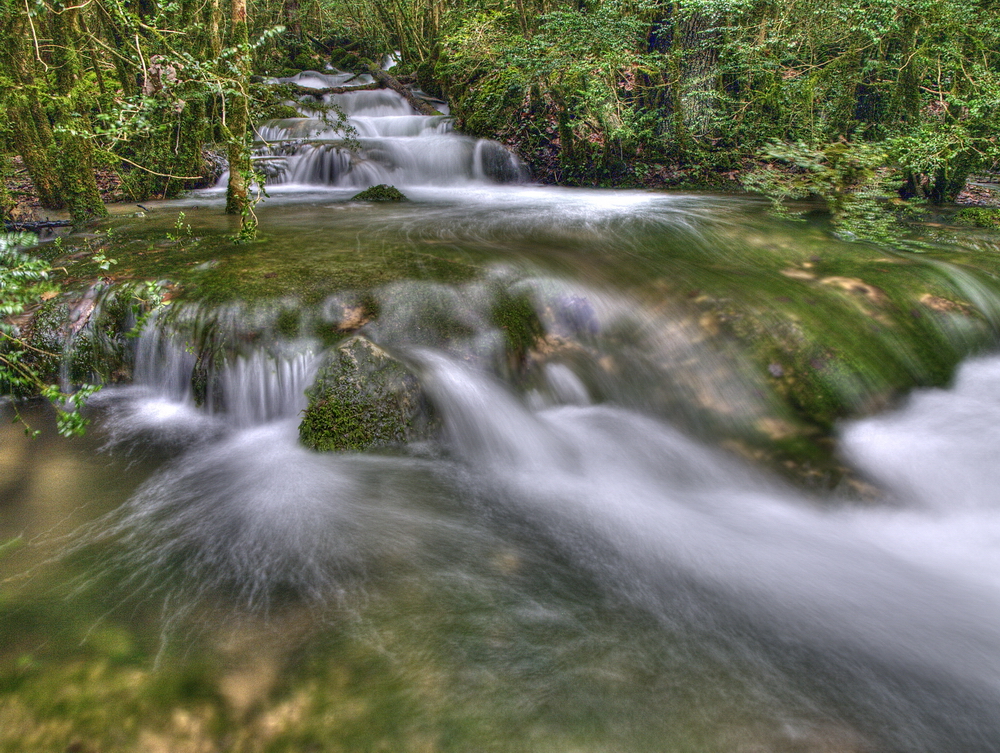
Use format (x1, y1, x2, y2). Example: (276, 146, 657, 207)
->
(0, 14, 65, 210)
(226, 0, 256, 239)
(367, 64, 445, 116)
(6, 101, 65, 211)
(97, 4, 139, 97)
(209, 0, 223, 57)
(895, 13, 922, 121)
(0, 153, 15, 221)
(50, 4, 108, 222)
(285, 0, 301, 40)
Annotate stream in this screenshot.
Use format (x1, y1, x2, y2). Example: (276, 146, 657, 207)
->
(4, 71, 1000, 752)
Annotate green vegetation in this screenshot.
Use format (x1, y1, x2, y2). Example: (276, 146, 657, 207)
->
(0, 231, 98, 436)
(2, 0, 997, 236)
(954, 207, 1000, 228)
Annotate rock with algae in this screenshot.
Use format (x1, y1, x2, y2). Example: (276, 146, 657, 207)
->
(953, 207, 1000, 228)
(299, 335, 433, 451)
(349, 184, 408, 202)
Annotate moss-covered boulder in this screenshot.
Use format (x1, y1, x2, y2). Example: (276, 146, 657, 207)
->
(349, 184, 408, 202)
(299, 336, 433, 451)
(10, 284, 144, 396)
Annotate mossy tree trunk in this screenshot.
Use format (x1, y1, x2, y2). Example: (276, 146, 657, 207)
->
(895, 12, 922, 122)
(208, 0, 224, 58)
(0, 11, 65, 210)
(225, 0, 256, 238)
(0, 152, 15, 220)
(120, 0, 212, 202)
(96, 3, 139, 98)
(50, 3, 108, 222)
(284, 0, 301, 41)
(666, 3, 690, 160)
(6, 100, 65, 212)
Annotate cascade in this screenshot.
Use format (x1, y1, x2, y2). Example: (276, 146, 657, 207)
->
(9, 68, 1000, 753)
(246, 70, 527, 188)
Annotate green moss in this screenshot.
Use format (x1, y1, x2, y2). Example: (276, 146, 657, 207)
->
(349, 184, 408, 202)
(274, 307, 302, 338)
(953, 207, 1000, 228)
(299, 337, 431, 452)
(489, 289, 543, 366)
(262, 104, 302, 121)
(54, 208, 479, 307)
(299, 390, 407, 452)
(14, 286, 140, 395)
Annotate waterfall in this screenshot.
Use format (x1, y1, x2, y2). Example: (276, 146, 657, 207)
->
(80, 336, 1000, 751)
(98, 309, 320, 448)
(12, 68, 1000, 752)
(247, 70, 528, 189)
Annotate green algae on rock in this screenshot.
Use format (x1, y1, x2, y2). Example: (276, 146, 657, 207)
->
(299, 336, 433, 452)
(953, 207, 1000, 228)
(349, 185, 408, 202)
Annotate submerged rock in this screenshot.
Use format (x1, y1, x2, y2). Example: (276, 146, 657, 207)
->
(299, 336, 432, 451)
(349, 184, 408, 202)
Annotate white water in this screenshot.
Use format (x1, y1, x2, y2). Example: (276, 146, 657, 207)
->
(248, 70, 526, 188)
(78, 317, 1000, 750)
(21, 68, 1000, 751)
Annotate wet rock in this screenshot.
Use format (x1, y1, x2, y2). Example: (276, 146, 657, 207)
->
(490, 289, 544, 368)
(349, 184, 407, 202)
(198, 147, 228, 189)
(13, 284, 140, 392)
(819, 276, 887, 306)
(919, 293, 973, 315)
(17, 297, 69, 389)
(319, 293, 375, 334)
(550, 295, 599, 337)
(299, 336, 433, 452)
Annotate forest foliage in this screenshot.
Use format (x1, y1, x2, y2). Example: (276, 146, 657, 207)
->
(1, 0, 998, 227)
(325, 0, 1000, 208)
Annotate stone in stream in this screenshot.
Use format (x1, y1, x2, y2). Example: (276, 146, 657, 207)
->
(349, 184, 408, 202)
(15, 283, 136, 390)
(299, 335, 434, 451)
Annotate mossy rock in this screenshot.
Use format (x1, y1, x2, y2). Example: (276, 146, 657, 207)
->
(489, 288, 544, 366)
(953, 207, 1000, 228)
(299, 336, 433, 452)
(264, 104, 303, 120)
(11, 284, 141, 395)
(349, 185, 408, 202)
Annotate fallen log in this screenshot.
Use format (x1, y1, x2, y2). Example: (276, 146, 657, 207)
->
(366, 64, 445, 116)
(276, 80, 382, 96)
(3, 219, 72, 232)
(256, 64, 443, 115)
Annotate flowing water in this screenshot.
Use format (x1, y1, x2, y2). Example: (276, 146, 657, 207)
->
(5, 74, 1000, 752)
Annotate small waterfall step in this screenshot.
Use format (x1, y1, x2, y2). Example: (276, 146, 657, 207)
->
(251, 69, 527, 188)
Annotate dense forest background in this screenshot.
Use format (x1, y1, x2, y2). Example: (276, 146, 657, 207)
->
(2, 0, 999, 228)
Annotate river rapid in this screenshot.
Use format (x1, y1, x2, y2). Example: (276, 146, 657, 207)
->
(4, 71, 1000, 752)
